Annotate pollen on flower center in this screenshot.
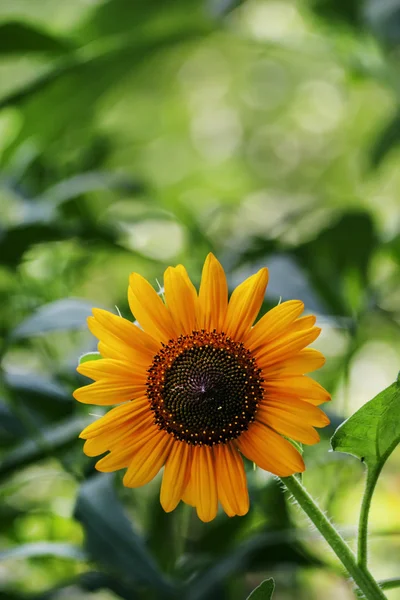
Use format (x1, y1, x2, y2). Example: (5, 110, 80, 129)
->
(146, 330, 263, 445)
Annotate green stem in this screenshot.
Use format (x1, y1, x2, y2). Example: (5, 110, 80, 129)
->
(358, 465, 381, 569)
(282, 475, 386, 600)
(378, 578, 400, 591)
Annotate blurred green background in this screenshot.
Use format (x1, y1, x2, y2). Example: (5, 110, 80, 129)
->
(1, 0, 400, 598)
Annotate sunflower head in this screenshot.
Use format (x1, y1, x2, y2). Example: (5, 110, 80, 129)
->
(74, 254, 330, 522)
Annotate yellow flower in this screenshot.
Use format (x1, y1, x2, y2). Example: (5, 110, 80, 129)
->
(74, 254, 330, 522)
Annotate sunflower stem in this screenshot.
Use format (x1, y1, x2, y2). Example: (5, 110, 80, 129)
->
(358, 465, 381, 569)
(281, 475, 387, 600)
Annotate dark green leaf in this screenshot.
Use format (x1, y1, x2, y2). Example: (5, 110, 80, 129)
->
(331, 375, 400, 469)
(74, 474, 175, 596)
(0, 22, 73, 55)
(12, 299, 95, 338)
(5, 371, 73, 425)
(79, 352, 102, 365)
(294, 211, 377, 315)
(370, 110, 400, 167)
(0, 542, 86, 562)
(0, 223, 69, 267)
(246, 578, 275, 600)
(0, 416, 88, 481)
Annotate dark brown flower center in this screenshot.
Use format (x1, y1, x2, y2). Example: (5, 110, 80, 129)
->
(146, 330, 263, 445)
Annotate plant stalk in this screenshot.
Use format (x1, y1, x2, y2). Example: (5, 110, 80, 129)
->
(282, 475, 386, 600)
(358, 465, 381, 569)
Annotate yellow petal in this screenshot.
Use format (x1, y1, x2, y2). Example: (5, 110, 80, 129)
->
(238, 421, 305, 476)
(73, 380, 146, 405)
(223, 268, 269, 341)
(192, 445, 218, 522)
(263, 375, 331, 406)
(83, 412, 155, 457)
(264, 348, 325, 375)
(90, 308, 159, 359)
(244, 300, 304, 351)
(181, 477, 196, 507)
(123, 430, 173, 488)
(290, 315, 316, 332)
(128, 272, 177, 343)
(256, 408, 320, 445)
(260, 397, 330, 427)
(79, 397, 150, 439)
(160, 441, 192, 512)
(255, 327, 321, 369)
(215, 443, 249, 517)
(198, 253, 228, 330)
(77, 358, 146, 382)
(164, 266, 197, 335)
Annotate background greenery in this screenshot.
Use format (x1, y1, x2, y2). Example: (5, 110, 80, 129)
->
(1, 0, 400, 598)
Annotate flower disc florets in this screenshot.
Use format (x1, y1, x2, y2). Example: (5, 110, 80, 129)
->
(146, 330, 263, 445)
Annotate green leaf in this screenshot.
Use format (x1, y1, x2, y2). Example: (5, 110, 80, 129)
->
(74, 474, 175, 596)
(11, 299, 95, 338)
(0, 22, 73, 55)
(246, 578, 275, 600)
(331, 375, 400, 469)
(0, 416, 88, 481)
(370, 110, 400, 167)
(79, 352, 102, 365)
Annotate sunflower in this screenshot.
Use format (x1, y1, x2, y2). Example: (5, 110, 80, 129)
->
(74, 254, 330, 522)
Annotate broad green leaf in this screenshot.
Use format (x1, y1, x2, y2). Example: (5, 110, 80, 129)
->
(0, 416, 88, 481)
(294, 211, 377, 316)
(246, 578, 275, 600)
(74, 474, 175, 596)
(0, 22, 73, 55)
(331, 376, 400, 468)
(11, 298, 95, 338)
(0, 223, 69, 267)
(79, 352, 102, 365)
(0, 542, 86, 562)
(5, 371, 73, 425)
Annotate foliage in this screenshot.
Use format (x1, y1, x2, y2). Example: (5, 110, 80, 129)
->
(1, 0, 400, 599)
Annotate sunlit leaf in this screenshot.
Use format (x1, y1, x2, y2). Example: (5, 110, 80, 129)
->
(331, 375, 400, 469)
(11, 299, 95, 338)
(246, 578, 275, 600)
(79, 352, 102, 365)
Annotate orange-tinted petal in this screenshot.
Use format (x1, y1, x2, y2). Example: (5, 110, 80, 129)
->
(160, 441, 192, 512)
(215, 443, 249, 517)
(123, 430, 173, 488)
(95, 426, 158, 472)
(83, 411, 154, 457)
(238, 421, 305, 476)
(198, 253, 228, 330)
(290, 315, 316, 332)
(244, 300, 304, 351)
(255, 327, 321, 369)
(263, 375, 331, 406)
(256, 407, 320, 445)
(261, 397, 330, 427)
(181, 477, 196, 507)
(223, 268, 269, 341)
(77, 358, 146, 382)
(192, 445, 218, 522)
(264, 348, 325, 375)
(164, 266, 197, 335)
(128, 272, 177, 343)
(89, 308, 159, 361)
(73, 380, 146, 405)
(79, 397, 150, 439)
